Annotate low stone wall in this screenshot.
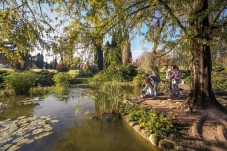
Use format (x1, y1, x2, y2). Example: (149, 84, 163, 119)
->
(122, 115, 186, 151)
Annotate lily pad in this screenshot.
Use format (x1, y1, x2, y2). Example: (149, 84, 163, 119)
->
(32, 128, 43, 135)
(0, 137, 13, 144)
(23, 133, 30, 138)
(33, 132, 52, 140)
(43, 125, 52, 131)
(0, 115, 59, 150)
(16, 138, 30, 146)
(17, 116, 26, 120)
(25, 139, 34, 144)
(8, 144, 20, 151)
(1, 144, 12, 150)
(12, 136, 25, 143)
(50, 120, 59, 123)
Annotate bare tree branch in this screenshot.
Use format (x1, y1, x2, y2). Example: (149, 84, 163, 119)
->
(156, 38, 183, 58)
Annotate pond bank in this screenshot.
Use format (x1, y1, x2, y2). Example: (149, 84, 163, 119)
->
(123, 84, 227, 151)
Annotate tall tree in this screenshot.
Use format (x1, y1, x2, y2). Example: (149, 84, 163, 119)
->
(122, 35, 131, 66)
(55, 0, 227, 109)
(0, 0, 55, 68)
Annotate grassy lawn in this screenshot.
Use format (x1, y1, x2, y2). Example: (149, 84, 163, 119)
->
(0, 68, 14, 71)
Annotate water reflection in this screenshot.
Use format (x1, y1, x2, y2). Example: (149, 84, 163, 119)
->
(0, 96, 35, 121)
(1, 86, 159, 151)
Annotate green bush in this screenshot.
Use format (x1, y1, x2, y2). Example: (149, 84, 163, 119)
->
(4, 71, 37, 95)
(133, 74, 144, 87)
(124, 104, 176, 137)
(213, 66, 225, 72)
(92, 64, 137, 82)
(53, 72, 70, 87)
(78, 65, 98, 77)
(0, 70, 9, 88)
(29, 86, 52, 97)
(0, 89, 14, 97)
(212, 77, 227, 90)
(35, 70, 55, 86)
(212, 67, 227, 90)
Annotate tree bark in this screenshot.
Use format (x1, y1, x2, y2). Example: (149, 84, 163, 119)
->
(190, 39, 217, 108)
(189, 0, 223, 110)
(94, 43, 103, 71)
(122, 39, 130, 66)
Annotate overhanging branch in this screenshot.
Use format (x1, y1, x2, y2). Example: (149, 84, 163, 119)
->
(210, 0, 227, 28)
(157, 0, 186, 34)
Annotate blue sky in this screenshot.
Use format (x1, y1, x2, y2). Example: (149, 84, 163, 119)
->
(130, 26, 153, 60)
(37, 4, 152, 62)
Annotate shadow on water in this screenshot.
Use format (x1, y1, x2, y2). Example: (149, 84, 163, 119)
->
(0, 86, 159, 151)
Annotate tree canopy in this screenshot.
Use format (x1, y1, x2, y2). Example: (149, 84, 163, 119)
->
(1, 0, 227, 109)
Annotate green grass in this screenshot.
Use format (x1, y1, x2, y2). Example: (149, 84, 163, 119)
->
(0, 68, 14, 71)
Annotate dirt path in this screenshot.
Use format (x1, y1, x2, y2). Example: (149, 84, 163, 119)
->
(133, 84, 227, 151)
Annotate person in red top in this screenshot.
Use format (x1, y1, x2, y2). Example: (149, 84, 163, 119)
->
(172, 65, 181, 97)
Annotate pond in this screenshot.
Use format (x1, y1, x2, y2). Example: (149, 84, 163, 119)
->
(0, 86, 159, 151)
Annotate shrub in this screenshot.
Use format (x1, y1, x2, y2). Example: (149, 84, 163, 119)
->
(4, 71, 37, 95)
(92, 64, 138, 83)
(0, 89, 14, 97)
(78, 65, 98, 77)
(35, 70, 55, 86)
(212, 66, 227, 90)
(92, 70, 124, 82)
(124, 104, 176, 137)
(212, 77, 227, 90)
(56, 63, 69, 72)
(68, 70, 80, 84)
(133, 74, 144, 87)
(29, 86, 52, 97)
(0, 70, 8, 88)
(53, 72, 70, 87)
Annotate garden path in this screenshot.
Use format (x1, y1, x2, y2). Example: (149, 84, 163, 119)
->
(132, 84, 227, 151)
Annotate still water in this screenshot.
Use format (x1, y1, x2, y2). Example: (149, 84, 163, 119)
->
(0, 86, 159, 151)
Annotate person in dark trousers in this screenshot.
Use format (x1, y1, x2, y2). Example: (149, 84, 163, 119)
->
(172, 65, 181, 97)
(165, 65, 174, 96)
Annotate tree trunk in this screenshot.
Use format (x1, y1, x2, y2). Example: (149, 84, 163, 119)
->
(122, 39, 130, 66)
(190, 39, 217, 108)
(94, 44, 103, 71)
(189, 0, 222, 109)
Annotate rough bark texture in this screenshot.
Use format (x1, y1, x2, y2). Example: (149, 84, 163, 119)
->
(122, 39, 130, 66)
(189, 0, 222, 109)
(94, 44, 103, 71)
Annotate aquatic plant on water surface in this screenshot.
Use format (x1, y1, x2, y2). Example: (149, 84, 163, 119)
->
(123, 104, 176, 137)
(88, 81, 124, 118)
(0, 115, 59, 150)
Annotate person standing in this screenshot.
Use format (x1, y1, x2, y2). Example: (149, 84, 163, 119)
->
(172, 65, 181, 97)
(165, 65, 174, 96)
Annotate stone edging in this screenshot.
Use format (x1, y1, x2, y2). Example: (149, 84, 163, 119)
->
(122, 115, 185, 151)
